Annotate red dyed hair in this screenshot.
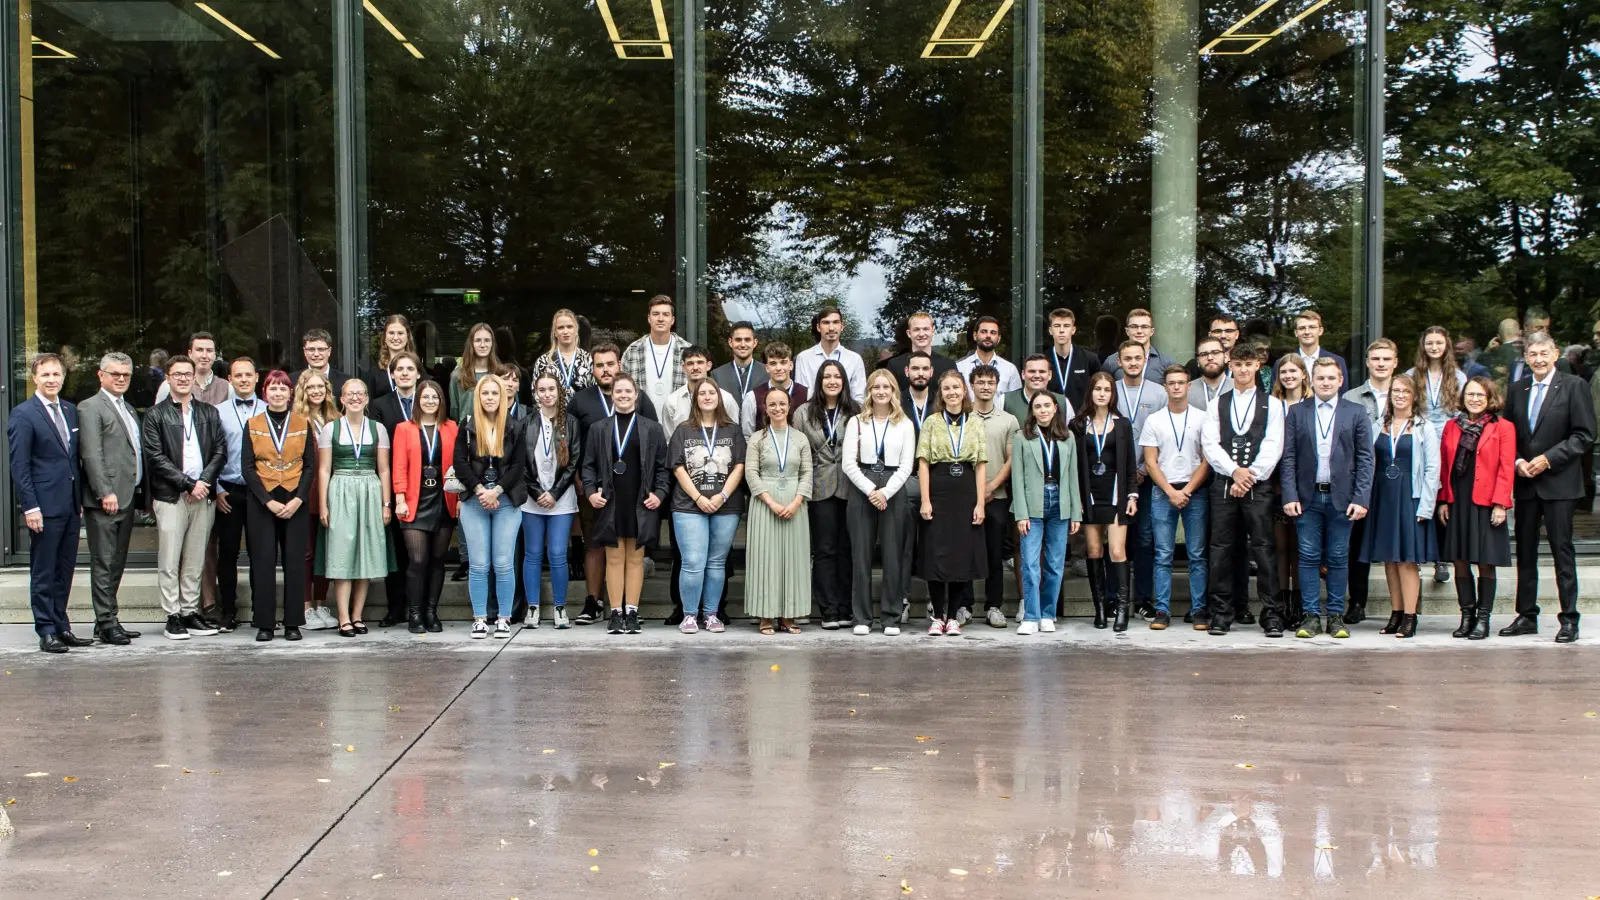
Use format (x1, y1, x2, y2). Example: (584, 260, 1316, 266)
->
(262, 369, 294, 391)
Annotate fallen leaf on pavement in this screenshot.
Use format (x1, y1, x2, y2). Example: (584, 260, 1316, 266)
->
(317, 779, 331, 783)
(589, 849, 599, 856)
(218, 871, 232, 877)
(22, 773, 46, 778)
(591, 774, 609, 790)
(924, 750, 939, 756)
(62, 776, 77, 783)
(590, 866, 599, 873)
(1235, 763, 1255, 769)
(542, 749, 556, 754)
(949, 868, 968, 876)
(915, 736, 933, 742)
(345, 746, 355, 753)
(901, 879, 913, 893)
(658, 762, 675, 769)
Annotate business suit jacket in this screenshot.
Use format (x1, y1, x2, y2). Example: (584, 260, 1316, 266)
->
(1280, 397, 1374, 512)
(370, 390, 418, 440)
(9, 395, 80, 518)
(77, 390, 142, 507)
(1507, 371, 1597, 501)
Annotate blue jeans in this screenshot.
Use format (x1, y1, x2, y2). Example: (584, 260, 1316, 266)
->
(1133, 479, 1155, 602)
(522, 511, 575, 610)
(459, 496, 521, 619)
(1295, 492, 1354, 616)
(673, 511, 740, 617)
(1150, 485, 1208, 615)
(1019, 482, 1070, 621)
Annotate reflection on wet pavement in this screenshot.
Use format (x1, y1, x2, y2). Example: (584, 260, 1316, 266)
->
(3, 643, 1599, 898)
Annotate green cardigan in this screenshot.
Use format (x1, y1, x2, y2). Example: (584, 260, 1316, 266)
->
(1009, 432, 1084, 523)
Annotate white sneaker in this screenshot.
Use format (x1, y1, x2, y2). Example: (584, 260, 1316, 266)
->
(853, 624, 871, 636)
(679, 617, 699, 634)
(928, 620, 945, 636)
(796, 617, 810, 625)
(884, 625, 902, 636)
(986, 608, 1008, 628)
(955, 607, 972, 625)
(1016, 620, 1039, 635)
(471, 620, 488, 639)
(821, 620, 842, 630)
(554, 607, 570, 629)
(317, 606, 338, 629)
(526, 605, 540, 629)
(1040, 618, 1057, 633)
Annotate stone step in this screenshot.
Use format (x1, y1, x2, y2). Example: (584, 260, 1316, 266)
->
(1, 564, 1594, 623)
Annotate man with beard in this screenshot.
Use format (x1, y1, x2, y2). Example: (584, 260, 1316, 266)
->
(1187, 338, 1231, 412)
(568, 342, 660, 625)
(1115, 341, 1168, 620)
(794, 307, 867, 402)
(711, 321, 765, 402)
(899, 352, 936, 623)
(956, 316, 1022, 394)
(881, 311, 957, 391)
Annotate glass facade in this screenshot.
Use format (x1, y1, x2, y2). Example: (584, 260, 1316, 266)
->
(6, 0, 1597, 558)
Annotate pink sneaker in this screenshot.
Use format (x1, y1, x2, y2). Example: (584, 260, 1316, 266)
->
(945, 620, 962, 636)
(706, 615, 725, 633)
(928, 619, 946, 635)
(679, 617, 699, 634)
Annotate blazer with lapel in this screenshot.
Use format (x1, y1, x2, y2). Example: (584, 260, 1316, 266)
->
(1507, 370, 1597, 501)
(1008, 432, 1083, 523)
(1280, 397, 1374, 512)
(8, 395, 80, 518)
(77, 390, 141, 508)
(370, 389, 418, 441)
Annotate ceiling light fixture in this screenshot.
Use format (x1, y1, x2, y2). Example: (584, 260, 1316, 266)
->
(194, 3, 281, 59)
(921, 0, 1013, 59)
(31, 36, 75, 59)
(1200, 0, 1333, 55)
(595, 0, 672, 60)
(364, 1, 424, 59)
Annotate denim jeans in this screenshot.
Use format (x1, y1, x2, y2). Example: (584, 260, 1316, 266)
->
(1133, 478, 1155, 602)
(1295, 491, 1354, 616)
(1019, 482, 1070, 621)
(522, 511, 575, 610)
(1149, 485, 1208, 615)
(459, 496, 522, 619)
(673, 511, 740, 617)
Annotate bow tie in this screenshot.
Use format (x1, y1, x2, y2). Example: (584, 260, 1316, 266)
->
(236, 399, 253, 406)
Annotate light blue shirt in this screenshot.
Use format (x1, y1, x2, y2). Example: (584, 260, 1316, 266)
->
(213, 392, 266, 486)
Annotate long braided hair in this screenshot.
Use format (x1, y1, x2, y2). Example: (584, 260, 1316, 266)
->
(533, 373, 571, 468)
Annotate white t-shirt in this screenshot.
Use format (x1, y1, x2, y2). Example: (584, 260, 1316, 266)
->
(642, 340, 675, 414)
(180, 404, 203, 480)
(1138, 405, 1206, 485)
(521, 412, 579, 515)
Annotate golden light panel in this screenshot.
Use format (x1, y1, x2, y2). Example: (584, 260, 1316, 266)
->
(1200, 0, 1334, 55)
(195, 2, 281, 59)
(596, 0, 672, 59)
(365, 1, 424, 59)
(31, 36, 75, 59)
(921, 0, 1013, 59)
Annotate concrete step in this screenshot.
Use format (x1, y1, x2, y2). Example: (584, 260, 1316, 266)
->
(2, 563, 1596, 623)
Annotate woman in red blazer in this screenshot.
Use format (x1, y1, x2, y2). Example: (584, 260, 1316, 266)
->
(1436, 376, 1515, 640)
(392, 380, 460, 633)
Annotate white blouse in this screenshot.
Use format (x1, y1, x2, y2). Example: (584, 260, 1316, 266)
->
(840, 415, 916, 498)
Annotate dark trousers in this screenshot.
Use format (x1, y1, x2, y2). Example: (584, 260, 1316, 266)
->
(1347, 517, 1370, 609)
(214, 481, 249, 618)
(30, 512, 79, 636)
(84, 505, 135, 628)
(809, 497, 852, 622)
(1206, 483, 1279, 627)
(384, 520, 408, 621)
(958, 497, 1011, 611)
(245, 496, 308, 630)
(847, 483, 911, 625)
(1131, 479, 1155, 602)
(1515, 496, 1579, 625)
(929, 580, 969, 618)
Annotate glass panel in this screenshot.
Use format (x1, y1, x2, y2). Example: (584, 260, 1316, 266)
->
(1040, 0, 1368, 369)
(15, 0, 336, 553)
(360, 0, 679, 383)
(704, 0, 1017, 363)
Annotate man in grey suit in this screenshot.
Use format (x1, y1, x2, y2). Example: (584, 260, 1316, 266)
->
(78, 352, 144, 645)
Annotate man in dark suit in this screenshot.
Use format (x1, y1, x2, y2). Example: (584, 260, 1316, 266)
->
(880, 312, 957, 392)
(370, 351, 422, 626)
(78, 352, 145, 645)
(9, 353, 92, 653)
(291, 328, 349, 398)
(1281, 357, 1373, 638)
(1500, 333, 1596, 642)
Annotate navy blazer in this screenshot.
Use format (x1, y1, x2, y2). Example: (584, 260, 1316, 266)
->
(8, 395, 80, 518)
(1279, 397, 1374, 512)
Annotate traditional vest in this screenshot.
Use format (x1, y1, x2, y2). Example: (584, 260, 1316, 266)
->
(247, 412, 310, 494)
(1218, 389, 1271, 469)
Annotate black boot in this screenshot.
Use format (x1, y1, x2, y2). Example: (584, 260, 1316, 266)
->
(424, 596, 443, 633)
(1088, 558, 1108, 629)
(1283, 589, 1303, 630)
(1470, 574, 1494, 640)
(1396, 613, 1418, 638)
(1451, 574, 1476, 638)
(1379, 610, 1404, 634)
(407, 604, 425, 635)
(1110, 561, 1130, 633)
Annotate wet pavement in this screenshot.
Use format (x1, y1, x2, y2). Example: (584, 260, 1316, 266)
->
(3, 620, 1600, 898)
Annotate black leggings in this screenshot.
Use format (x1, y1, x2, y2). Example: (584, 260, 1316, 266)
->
(928, 581, 969, 619)
(403, 524, 456, 612)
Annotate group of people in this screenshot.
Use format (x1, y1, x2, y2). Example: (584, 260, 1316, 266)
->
(11, 298, 1594, 653)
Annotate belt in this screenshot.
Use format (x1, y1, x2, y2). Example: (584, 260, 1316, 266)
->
(1315, 482, 1333, 493)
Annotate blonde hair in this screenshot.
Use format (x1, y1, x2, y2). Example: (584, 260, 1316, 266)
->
(294, 369, 340, 427)
(546, 309, 579, 354)
(857, 369, 907, 424)
(1272, 355, 1311, 403)
(472, 374, 509, 457)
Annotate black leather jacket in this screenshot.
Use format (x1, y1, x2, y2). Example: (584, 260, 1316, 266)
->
(453, 416, 529, 507)
(140, 398, 227, 503)
(523, 412, 582, 501)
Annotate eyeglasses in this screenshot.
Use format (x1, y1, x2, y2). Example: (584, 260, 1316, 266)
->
(104, 371, 132, 379)
(1210, 326, 1239, 335)
(168, 372, 195, 381)
(1200, 350, 1225, 357)
(1127, 324, 1153, 332)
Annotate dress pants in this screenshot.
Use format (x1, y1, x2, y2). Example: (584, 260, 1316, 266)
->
(213, 481, 249, 620)
(1131, 479, 1156, 603)
(958, 497, 1011, 611)
(1205, 482, 1280, 627)
(84, 505, 136, 628)
(1514, 497, 1580, 625)
(901, 473, 921, 599)
(1347, 517, 1370, 610)
(383, 519, 407, 622)
(30, 512, 79, 636)
(245, 495, 308, 630)
(154, 498, 215, 617)
(847, 481, 911, 626)
(808, 497, 851, 623)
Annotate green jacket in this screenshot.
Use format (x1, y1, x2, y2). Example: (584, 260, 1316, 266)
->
(1009, 432, 1083, 523)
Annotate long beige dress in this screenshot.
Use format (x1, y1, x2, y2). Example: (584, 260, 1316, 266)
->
(743, 427, 813, 619)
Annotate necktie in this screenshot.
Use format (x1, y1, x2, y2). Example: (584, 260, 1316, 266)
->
(47, 402, 69, 450)
(402, 397, 413, 421)
(1530, 382, 1546, 431)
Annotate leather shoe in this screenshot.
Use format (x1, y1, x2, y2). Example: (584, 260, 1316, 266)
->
(121, 626, 141, 638)
(95, 625, 131, 645)
(284, 626, 303, 641)
(57, 631, 95, 648)
(1344, 603, 1366, 625)
(255, 628, 274, 642)
(1498, 615, 1538, 637)
(1556, 623, 1579, 643)
(39, 633, 69, 653)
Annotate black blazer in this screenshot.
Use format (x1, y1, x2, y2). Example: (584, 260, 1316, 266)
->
(141, 398, 227, 503)
(7, 395, 80, 518)
(453, 416, 529, 507)
(370, 390, 418, 440)
(524, 412, 581, 501)
(362, 366, 395, 400)
(1071, 414, 1137, 506)
(1507, 371, 1597, 501)
(580, 413, 670, 549)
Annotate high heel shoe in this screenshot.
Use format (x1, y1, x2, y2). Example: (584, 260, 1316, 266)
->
(1395, 613, 1418, 639)
(1379, 610, 1404, 635)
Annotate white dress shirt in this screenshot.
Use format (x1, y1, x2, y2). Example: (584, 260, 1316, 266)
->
(840, 415, 916, 498)
(214, 391, 266, 486)
(794, 343, 867, 403)
(1312, 399, 1336, 483)
(663, 384, 739, 435)
(1200, 387, 1286, 481)
(956, 352, 1022, 394)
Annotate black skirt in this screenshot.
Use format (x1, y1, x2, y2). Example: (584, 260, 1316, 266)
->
(1083, 503, 1128, 526)
(916, 462, 988, 582)
(1438, 462, 1511, 566)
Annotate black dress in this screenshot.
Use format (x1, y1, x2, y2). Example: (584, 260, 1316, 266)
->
(1439, 442, 1512, 566)
(1074, 415, 1135, 526)
(612, 414, 644, 541)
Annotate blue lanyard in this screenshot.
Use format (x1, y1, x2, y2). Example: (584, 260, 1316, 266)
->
(945, 413, 966, 458)
(773, 427, 791, 473)
(870, 416, 889, 463)
(1118, 379, 1147, 421)
(1168, 408, 1190, 456)
(1041, 438, 1056, 473)
(648, 341, 672, 381)
(420, 423, 438, 463)
(700, 423, 718, 457)
(1426, 371, 1443, 410)
(613, 413, 636, 463)
(540, 415, 555, 458)
(1091, 414, 1110, 461)
(1316, 403, 1335, 442)
(733, 363, 754, 396)
(599, 391, 613, 418)
(554, 351, 576, 389)
(823, 407, 840, 443)
(909, 394, 929, 429)
(1388, 420, 1410, 459)
(1052, 346, 1073, 392)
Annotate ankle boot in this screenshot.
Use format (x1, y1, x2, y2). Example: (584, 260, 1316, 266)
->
(407, 603, 425, 634)
(424, 597, 443, 633)
(1379, 610, 1404, 634)
(1396, 613, 1418, 639)
(1283, 589, 1303, 629)
(1088, 558, 1108, 629)
(1110, 561, 1130, 632)
(1451, 577, 1476, 638)
(1470, 575, 1495, 640)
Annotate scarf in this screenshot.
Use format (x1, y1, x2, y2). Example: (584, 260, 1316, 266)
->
(1452, 413, 1492, 478)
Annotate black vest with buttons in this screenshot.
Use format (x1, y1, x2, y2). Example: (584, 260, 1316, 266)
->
(1219, 389, 1271, 469)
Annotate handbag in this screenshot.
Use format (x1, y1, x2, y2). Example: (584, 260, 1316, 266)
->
(443, 466, 466, 495)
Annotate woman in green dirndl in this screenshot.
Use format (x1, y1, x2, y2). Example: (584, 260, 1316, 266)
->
(318, 379, 396, 636)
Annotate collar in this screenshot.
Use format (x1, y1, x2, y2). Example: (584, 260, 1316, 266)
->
(36, 392, 61, 407)
(1317, 398, 1336, 410)
(1532, 369, 1556, 388)
(100, 388, 128, 405)
(1232, 384, 1257, 399)
(1054, 344, 1074, 358)
(1300, 346, 1321, 359)
(397, 387, 417, 400)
